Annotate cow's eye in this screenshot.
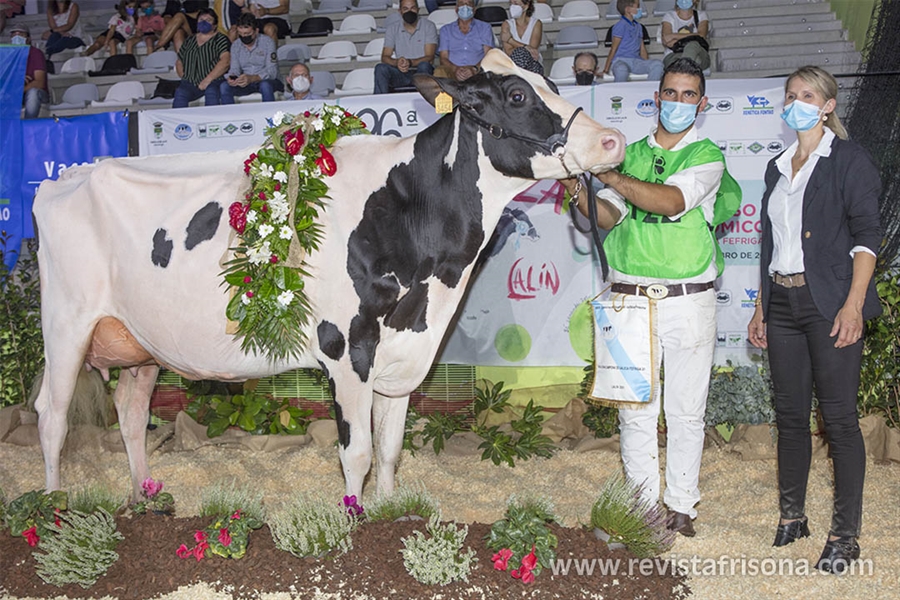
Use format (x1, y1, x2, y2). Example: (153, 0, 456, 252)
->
(510, 89, 526, 104)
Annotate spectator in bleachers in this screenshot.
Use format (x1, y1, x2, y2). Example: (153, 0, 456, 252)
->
(286, 62, 323, 100)
(172, 7, 230, 108)
(9, 24, 48, 119)
(374, 0, 437, 94)
(42, 1, 84, 58)
(435, 0, 493, 81)
(83, 1, 138, 57)
(127, 0, 165, 55)
(600, 0, 663, 83)
(0, 0, 25, 35)
(230, 0, 289, 43)
(500, 0, 543, 75)
(661, 0, 710, 71)
(155, 0, 210, 53)
(220, 13, 281, 104)
(572, 51, 600, 85)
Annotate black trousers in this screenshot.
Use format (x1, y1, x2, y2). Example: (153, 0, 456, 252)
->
(766, 282, 865, 538)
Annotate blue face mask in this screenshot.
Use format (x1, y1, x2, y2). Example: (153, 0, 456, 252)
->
(197, 20, 214, 34)
(11, 34, 27, 45)
(659, 100, 698, 133)
(632, 7, 644, 19)
(458, 5, 474, 20)
(676, 0, 694, 10)
(781, 99, 824, 131)
(144, 7, 154, 15)
(126, 7, 135, 16)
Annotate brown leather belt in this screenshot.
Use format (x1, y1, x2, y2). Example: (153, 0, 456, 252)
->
(772, 272, 806, 288)
(610, 281, 715, 300)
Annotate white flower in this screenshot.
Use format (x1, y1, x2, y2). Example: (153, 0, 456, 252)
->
(273, 170, 288, 183)
(259, 163, 274, 178)
(241, 293, 251, 305)
(312, 118, 325, 131)
(258, 223, 274, 238)
(247, 241, 271, 265)
(279, 225, 293, 240)
(270, 200, 290, 224)
(272, 190, 286, 203)
(277, 290, 295, 308)
(331, 114, 342, 126)
(293, 153, 304, 164)
(272, 111, 286, 125)
(246, 210, 258, 224)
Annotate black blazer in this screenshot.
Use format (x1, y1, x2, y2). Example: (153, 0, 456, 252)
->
(759, 135, 883, 322)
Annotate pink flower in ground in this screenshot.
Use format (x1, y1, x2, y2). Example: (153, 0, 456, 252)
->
(176, 543, 191, 559)
(520, 546, 537, 571)
(194, 530, 207, 544)
(342, 495, 364, 517)
(23, 526, 39, 547)
(492, 548, 512, 571)
(219, 528, 232, 547)
(231, 510, 242, 520)
(141, 478, 164, 499)
(193, 540, 208, 561)
(520, 569, 535, 584)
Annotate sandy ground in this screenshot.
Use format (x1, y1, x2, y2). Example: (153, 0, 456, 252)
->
(1, 430, 898, 600)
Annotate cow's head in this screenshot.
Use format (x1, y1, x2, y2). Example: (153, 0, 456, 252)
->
(415, 49, 625, 180)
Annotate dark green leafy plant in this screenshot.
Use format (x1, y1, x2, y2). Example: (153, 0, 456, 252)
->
(5, 489, 68, 541)
(34, 509, 123, 588)
(579, 363, 620, 438)
(421, 411, 467, 454)
(859, 269, 900, 427)
(0, 236, 44, 409)
(485, 496, 558, 578)
(705, 354, 775, 428)
(590, 474, 675, 558)
(473, 380, 511, 427)
(474, 399, 556, 466)
(402, 405, 422, 455)
(186, 389, 313, 438)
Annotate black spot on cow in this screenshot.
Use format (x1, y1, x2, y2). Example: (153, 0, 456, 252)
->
(332, 396, 351, 449)
(151, 228, 173, 268)
(184, 201, 222, 250)
(317, 320, 345, 361)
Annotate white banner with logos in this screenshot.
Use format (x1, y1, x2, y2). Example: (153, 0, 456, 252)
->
(137, 79, 788, 366)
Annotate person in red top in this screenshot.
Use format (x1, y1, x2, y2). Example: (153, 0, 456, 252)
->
(9, 24, 48, 119)
(127, 0, 165, 54)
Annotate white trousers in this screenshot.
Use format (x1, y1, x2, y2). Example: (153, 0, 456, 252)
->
(618, 289, 716, 518)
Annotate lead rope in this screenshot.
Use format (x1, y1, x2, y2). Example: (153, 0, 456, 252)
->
(567, 172, 610, 281)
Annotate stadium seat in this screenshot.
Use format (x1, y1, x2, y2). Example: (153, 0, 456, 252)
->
(558, 0, 600, 23)
(89, 54, 137, 76)
(357, 38, 385, 62)
(309, 40, 358, 64)
(293, 16, 334, 38)
(602, 71, 649, 81)
(309, 70, 337, 96)
(474, 6, 507, 26)
(554, 25, 599, 50)
(49, 82, 99, 110)
(427, 9, 458, 31)
(90, 80, 145, 107)
(334, 67, 374, 96)
(351, 0, 390, 11)
(130, 50, 177, 74)
(532, 3, 553, 23)
(654, 0, 676, 16)
(334, 14, 376, 35)
(58, 56, 95, 74)
(277, 43, 312, 63)
(378, 11, 401, 33)
(313, 0, 352, 14)
(548, 55, 576, 85)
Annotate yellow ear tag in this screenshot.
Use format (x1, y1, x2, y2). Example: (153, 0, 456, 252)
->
(435, 92, 453, 114)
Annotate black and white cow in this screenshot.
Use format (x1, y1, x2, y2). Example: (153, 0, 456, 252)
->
(32, 50, 624, 501)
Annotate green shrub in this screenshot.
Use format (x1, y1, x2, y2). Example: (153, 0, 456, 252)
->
(860, 269, 900, 427)
(186, 388, 313, 437)
(365, 484, 439, 522)
(579, 363, 620, 438)
(473, 399, 556, 467)
(269, 494, 358, 558)
(34, 509, 124, 588)
(199, 480, 265, 522)
(400, 513, 477, 585)
(485, 495, 558, 578)
(69, 486, 126, 516)
(5, 489, 68, 540)
(705, 354, 775, 428)
(590, 474, 674, 558)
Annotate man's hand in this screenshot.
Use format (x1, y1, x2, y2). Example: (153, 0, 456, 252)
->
(397, 57, 410, 73)
(234, 74, 249, 87)
(198, 80, 209, 90)
(455, 65, 475, 81)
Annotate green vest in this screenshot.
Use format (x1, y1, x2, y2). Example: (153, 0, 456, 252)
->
(605, 136, 742, 279)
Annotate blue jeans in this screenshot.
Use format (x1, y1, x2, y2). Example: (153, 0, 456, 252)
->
(374, 62, 434, 94)
(45, 32, 84, 57)
(24, 88, 48, 119)
(219, 79, 283, 104)
(611, 56, 664, 83)
(172, 79, 222, 108)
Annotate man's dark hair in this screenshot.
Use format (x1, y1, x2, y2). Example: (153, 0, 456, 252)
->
(661, 57, 705, 97)
(574, 51, 598, 72)
(236, 12, 258, 29)
(197, 7, 218, 27)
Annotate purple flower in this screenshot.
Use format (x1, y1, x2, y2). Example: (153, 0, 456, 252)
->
(342, 495, 364, 517)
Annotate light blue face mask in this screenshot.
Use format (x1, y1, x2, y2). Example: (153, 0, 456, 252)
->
(659, 100, 698, 133)
(11, 34, 27, 45)
(781, 99, 824, 131)
(632, 7, 644, 19)
(676, 0, 694, 10)
(458, 5, 474, 20)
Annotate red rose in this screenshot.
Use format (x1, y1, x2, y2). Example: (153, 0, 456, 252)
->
(246, 291, 254, 299)
(261, 204, 268, 212)
(274, 183, 281, 191)
(304, 111, 310, 117)
(283, 128, 305, 156)
(270, 254, 278, 264)
(229, 201, 248, 233)
(315, 144, 337, 177)
(259, 191, 267, 200)
(243, 276, 252, 283)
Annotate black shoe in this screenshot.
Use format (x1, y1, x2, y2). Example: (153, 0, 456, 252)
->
(815, 536, 860, 575)
(772, 516, 810, 547)
(666, 510, 696, 537)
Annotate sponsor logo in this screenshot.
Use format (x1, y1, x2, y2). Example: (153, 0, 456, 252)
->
(197, 124, 207, 137)
(743, 95, 774, 116)
(610, 95, 623, 115)
(747, 142, 764, 154)
(635, 98, 657, 118)
(715, 98, 733, 112)
(152, 121, 163, 139)
(507, 258, 560, 300)
(729, 141, 743, 154)
(173, 123, 192, 141)
(716, 140, 727, 152)
(240, 121, 254, 134)
(224, 123, 238, 135)
(716, 290, 732, 306)
(716, 331, 727, 347)
(599, 322, 617, 341)
(741, 288, 759, 309)
(727, 332, 745, 347)
(768, 141, 783, 153)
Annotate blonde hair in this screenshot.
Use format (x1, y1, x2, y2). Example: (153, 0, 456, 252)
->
(785, 66, 848, 140)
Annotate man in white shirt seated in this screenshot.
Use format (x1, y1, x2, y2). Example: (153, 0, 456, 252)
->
(286, 62, 324, 101)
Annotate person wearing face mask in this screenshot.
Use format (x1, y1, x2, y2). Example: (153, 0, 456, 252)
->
(748, 66, 882, 575)
(220, 13, 281, 104)
(435, 0, 493, 82)
(82, 1, 137, 57)
(563, 58, 741, 539)
(9, 24, 48, 119)
(127, 0, 165, 55)
(173, 7, 230, 108)
(286, 62, 322, 101)
(601, 0, 663, 83)
(374, 0, 437, 94)
(661, 0, 710, 70)
(500, 0, 543, 75)
(572, 51, 599, 86)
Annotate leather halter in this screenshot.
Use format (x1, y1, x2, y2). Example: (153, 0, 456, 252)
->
(458, 104, 583, 161)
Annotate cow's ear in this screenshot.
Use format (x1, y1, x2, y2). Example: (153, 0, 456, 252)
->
(414, 74, 464, 109)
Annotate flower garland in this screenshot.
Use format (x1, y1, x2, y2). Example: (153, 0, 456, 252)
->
(223, 106, 367, 362)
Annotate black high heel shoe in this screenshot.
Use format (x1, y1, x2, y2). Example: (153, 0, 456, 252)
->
(815, 536, 860, 574)
(772, 516, 810, 547)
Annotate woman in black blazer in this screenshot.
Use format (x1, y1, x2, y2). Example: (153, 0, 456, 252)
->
(747, 66, 882, 575)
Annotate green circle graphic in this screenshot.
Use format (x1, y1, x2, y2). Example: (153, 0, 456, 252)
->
(568, 301, 594, 362)
(494, 324, 532, 362)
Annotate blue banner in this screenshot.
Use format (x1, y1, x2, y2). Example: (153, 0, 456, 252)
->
(0, 45, 29, 269)
(20, 112, 130, 240)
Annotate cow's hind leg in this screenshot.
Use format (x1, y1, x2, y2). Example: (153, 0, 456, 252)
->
(114, 365, 160, 501)
(372, 392, 410, 497)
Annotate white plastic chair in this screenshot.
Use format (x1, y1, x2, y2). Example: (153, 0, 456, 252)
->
(130, 50, 177, 74)
(427, 9, 458, 31)
(378, 11, 401, 33)
(333, 67, 374, 96)
(90, 80, 145, 107)
(309, 70, 336, 95)
(558, 0, 599, 23)
(50, 82, 100, 109)
(277, 43, 312, 63)
(532, 3, 554, 23)
(352, 0, 390, 10)
(548, 56, 576, 85)
(654, 0, 677, 16)
(601, 72, 649, 81)
(309, 40, 358, 64)
(59, 56, 96, 74)
(357, 38, 385, 62)
(553, 25, 599, 50)
(333, 13, 376, 35)
(313, 0, 352, 14)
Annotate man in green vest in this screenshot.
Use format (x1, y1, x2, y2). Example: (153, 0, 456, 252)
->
(566, 58, 741, 537)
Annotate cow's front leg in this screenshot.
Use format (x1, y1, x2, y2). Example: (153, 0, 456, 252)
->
(326, 367, 375, 500)
(372, 391, 410, 497)
(113, 364, 159, 501)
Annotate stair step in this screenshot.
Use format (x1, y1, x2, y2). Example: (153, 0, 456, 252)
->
(710, 29, 847, 48)
(718, 51, 860, 72)
(716, 40, 855, 60)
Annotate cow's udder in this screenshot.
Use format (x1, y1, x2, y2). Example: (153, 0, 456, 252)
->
(85, 317, 156, 372)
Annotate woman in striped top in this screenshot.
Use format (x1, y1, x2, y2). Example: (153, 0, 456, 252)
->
(173, 7, 230, 108)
